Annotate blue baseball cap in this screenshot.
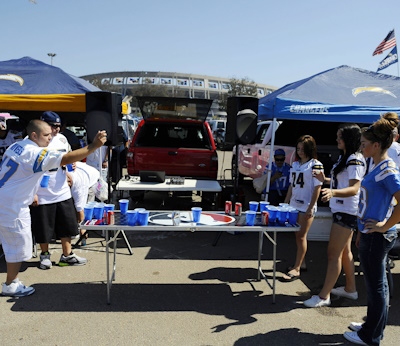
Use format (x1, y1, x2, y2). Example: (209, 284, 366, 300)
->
(274, 148, 286, 156)
(41, 111, 61, 124)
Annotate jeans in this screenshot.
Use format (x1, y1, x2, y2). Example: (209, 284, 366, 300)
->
(358, 231, 397, 345)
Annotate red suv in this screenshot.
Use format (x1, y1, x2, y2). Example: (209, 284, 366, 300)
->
(126, 97, 218, 179)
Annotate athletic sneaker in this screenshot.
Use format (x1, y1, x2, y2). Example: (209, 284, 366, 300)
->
(343, 331, 367, 345)
(2, 279, 35, 297)
(349, 322, 363, 332)
(39, 251, 52, 270)
(303, 295, 331, 308)
(59, 252, 87, 266)
(331, 286, 358, 300)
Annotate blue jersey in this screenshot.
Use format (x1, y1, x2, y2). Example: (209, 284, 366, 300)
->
(357, 159, 400, 233)
(266, 162, 291, 192)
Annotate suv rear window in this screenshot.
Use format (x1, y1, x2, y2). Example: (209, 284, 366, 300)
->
(135, 122, 210, 149)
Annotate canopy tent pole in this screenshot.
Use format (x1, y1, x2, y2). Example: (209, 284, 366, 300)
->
(263, 117, 277, 202)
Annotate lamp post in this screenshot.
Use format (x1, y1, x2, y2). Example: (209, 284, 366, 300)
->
(47, 53, 56, 65)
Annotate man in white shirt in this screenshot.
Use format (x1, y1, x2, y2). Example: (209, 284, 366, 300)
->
(67, 161, 100, 222)
(0, 119, 107, 297)
(30, 111, 87, 270)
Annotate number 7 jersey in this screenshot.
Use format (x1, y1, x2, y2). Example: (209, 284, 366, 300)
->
(289, 159, 324, 212)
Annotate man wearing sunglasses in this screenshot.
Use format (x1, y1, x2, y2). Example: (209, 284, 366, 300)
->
(265, 148, 291, 206)
(30, 111, 86, 270)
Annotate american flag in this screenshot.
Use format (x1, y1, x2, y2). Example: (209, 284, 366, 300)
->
(373, 29, 396, 56)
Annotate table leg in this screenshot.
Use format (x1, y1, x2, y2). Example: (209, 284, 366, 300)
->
(106, 229, 110, 305)
(273, 231, 277, 304)
(257, 231, 263, 280)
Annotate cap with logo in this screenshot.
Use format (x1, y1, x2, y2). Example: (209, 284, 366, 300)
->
(41, 111, 61, 124)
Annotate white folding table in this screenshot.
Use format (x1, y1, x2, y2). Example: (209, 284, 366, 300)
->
(116, 176, 221, 192)
(80, 211, 299, 305)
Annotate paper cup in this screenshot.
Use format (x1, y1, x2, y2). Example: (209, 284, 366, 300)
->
(289, 209, 299, 225)
(119, 199, 129, 214)
(104, 204, 115, 213)
(191, 207, 202, 223)
(249, 201, 259, 212)
(259, 201, 270, 212)
(93, 205, 104, 220)
(83, 206, 94, 221)
(127, 210, 138, 226)
(138, 210, 149, 226)
(246, 210, 256, 226)
(266, 206, 278, 224)
(41, 174, 50, 188)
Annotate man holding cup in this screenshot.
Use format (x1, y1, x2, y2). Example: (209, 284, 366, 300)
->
(0, 119, 107, 297)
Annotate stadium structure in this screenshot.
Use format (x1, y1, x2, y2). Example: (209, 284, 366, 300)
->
(81, 71, 277, 103)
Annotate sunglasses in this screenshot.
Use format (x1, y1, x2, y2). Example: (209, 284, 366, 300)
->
(50, 123, 61, 129)
(274, 157, 285, 162)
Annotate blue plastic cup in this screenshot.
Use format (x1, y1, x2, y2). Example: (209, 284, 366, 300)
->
(191, 207, 202, 223)
(93, 204, 104, 220)
(278, 207, 288, 225)
(66, 164, 74, 172)
(41, 174, 50, 188)
(249, 201, 259, 212)
(119, 199, 129, 214)
(138, 210, 149, 226)
(127, 210, 138, 226)
(104, 204, 115, 213)
(134, 208, 145, 225)
(246, 210, 257, 226)
(267, 206, 278, 224)
(259, 201, 270, 212)
(83, 206, 94, 221)
(289, 209, 299, 225)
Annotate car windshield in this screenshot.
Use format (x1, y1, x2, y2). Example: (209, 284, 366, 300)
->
(135, 123, 210, 149)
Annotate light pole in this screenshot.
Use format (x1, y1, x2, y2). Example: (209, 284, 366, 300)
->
(47, 53, 56, 65)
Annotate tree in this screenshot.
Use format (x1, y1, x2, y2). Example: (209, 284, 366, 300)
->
(218, 77, 258, 111)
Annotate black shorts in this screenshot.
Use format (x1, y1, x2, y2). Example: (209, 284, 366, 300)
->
(30, 198, 78, 243)
(332, 212, 358, 231)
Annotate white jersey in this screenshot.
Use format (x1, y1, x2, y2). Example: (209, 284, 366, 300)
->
(289, 159, 324, 213)
(70, 162, 100, 211)
(0, 138, 63, 227)
(329, 153, 366, 215)
(387, 141, 400, 168)
(36, 133, 71, 204)
(0, 130, 23, 161)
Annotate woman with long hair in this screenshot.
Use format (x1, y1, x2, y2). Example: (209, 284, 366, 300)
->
(304, 124, 365, 307)
(344, 112, 400, 346)
(282, 135, 323, 281)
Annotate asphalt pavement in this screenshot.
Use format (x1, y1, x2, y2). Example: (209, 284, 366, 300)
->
(1, 151, 400, 345)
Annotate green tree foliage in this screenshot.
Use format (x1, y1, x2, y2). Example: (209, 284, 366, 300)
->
(218, 77, 258, 111)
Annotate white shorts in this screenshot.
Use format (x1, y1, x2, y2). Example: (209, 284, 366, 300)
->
(0, 217, 33, 263)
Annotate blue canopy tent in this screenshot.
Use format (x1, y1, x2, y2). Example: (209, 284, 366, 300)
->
(0, 56, 103, 125)
(257, 65, 400, 202)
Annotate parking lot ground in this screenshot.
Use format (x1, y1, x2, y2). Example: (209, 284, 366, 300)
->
(1, 219, 400, 345)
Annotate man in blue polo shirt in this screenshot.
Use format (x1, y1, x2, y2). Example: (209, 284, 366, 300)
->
(264, 148, 291, 206)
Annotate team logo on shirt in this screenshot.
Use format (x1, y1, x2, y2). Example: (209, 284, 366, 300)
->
(33, 149, 49, 173)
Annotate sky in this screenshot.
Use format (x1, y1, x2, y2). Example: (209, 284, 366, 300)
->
(3, 0, 400, 89)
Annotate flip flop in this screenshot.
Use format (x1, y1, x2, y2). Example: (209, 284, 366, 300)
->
(286, 265, 308, 273)
(281, 271, 300, 282)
